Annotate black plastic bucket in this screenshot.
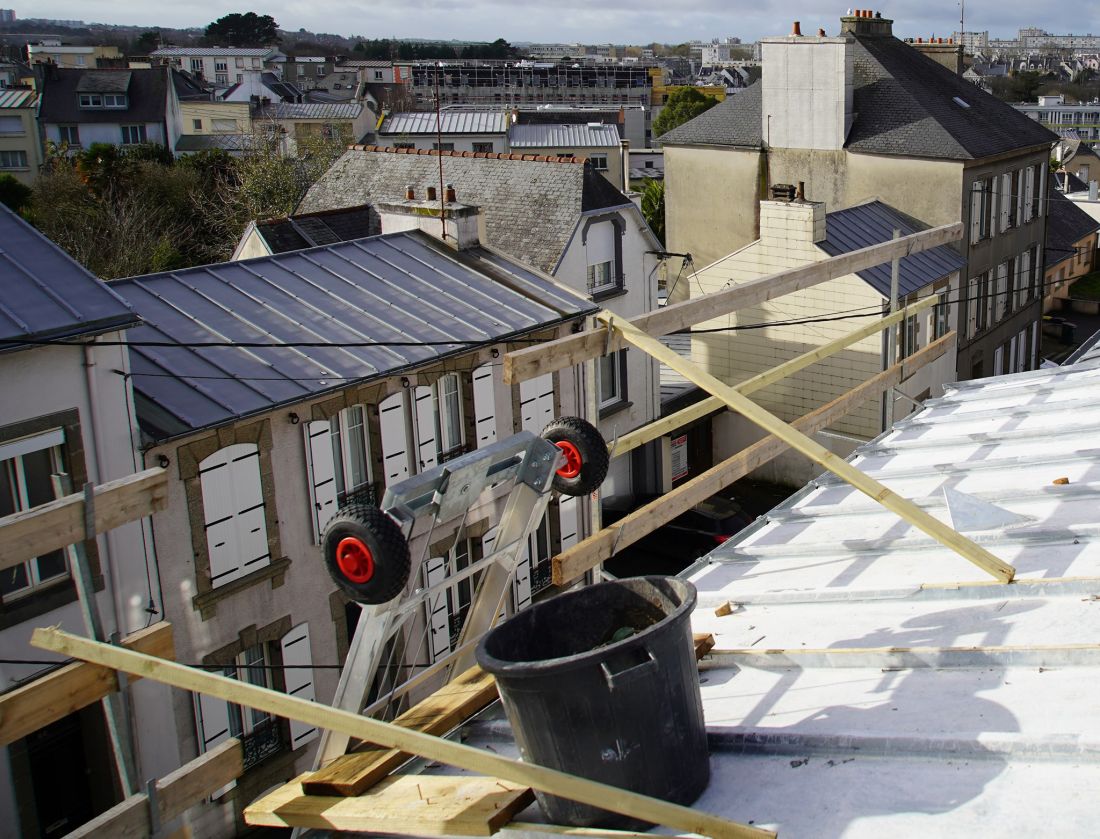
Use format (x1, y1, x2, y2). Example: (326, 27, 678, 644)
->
(475, 576, 709, 829)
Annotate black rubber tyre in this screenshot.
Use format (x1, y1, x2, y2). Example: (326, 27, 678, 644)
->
(540, 416, 609, 496)
(322, 504, 411, 604)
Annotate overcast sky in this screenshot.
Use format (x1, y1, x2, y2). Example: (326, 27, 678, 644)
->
(23, 2, 1099, 46)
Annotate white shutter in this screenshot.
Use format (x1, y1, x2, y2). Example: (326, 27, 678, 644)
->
(989, 179, 998, 238)
(306, 422, 338, 542)
(194, 689, 232, 752)
(999, 173, 1011, 232)
(1038, 164, 1047, 216)
(481, 528, 508, 621)
(280, 623, 319, 749)
(199, 443, 269, 588)
(585, 221, 615, 264)
(424, 557, 450, 661)
(994, 344, 1004, 376)
(472, 364, 497, 446)
(380, 392, 411, 486)
(995, 262, 1008, 321)
(558, 495, 580, 550)
(519, 374, 554, 434)
(1023, 167, 1035, 222)
(969, 187, 981, 244)
(413, 386, 438, 472)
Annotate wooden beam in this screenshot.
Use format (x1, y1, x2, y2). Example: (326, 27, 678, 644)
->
(504, 823, 705, 839)
(504, 223, 963, 384)
(554, 334, 955, 585)
(610, 296, 940, 458)
(0, 467, 168, 569)
(247, 774, 535, 835)
(33, 628, 774, 839)
(303, 665, 499, 797)
(0, 621, 174, 745)
(606, 314, 1014, 582)
(63, 738, 243, 838)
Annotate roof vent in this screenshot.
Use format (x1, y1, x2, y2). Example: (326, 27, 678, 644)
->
(952, 96, 971, 109)
(771, 183, 797, 202)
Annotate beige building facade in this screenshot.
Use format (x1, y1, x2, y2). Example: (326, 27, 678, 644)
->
(0, 89, 40, 185)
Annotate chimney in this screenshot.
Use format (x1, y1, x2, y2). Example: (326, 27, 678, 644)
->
(1090, 180, 1098, 202)
(426, 185, 437, 201)
(840, 10, 894, 37)
(444, 183, 456, 203)
(760, 22, 853, 150)
(760, 196, 827, 246)
(791, 21, 802, 36)
(375, 195, 482, 250)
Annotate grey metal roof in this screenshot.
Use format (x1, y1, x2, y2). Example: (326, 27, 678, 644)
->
(508, 123, 621, 148)
(379, 111, 509, 135)
(298, 146, 631, 275)
(820, 200, 966, 297)
(113, 231, 595, 441)
(662, 34, 1057, 159)
(0, 88, 36, 108)
(261, 101, 363, 120)
(153, 47, 273, 57)
(254, 205, 378, 253)
(669, 357, 1100, 836)
(0, 204, 138, 350)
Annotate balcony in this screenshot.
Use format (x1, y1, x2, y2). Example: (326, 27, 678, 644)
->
(241, 718, 284, 770)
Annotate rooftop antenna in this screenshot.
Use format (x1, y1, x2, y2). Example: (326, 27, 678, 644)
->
(959, 0, 965, 52)
(434, 61, 446, 240)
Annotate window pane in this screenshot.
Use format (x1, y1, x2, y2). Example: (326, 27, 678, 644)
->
(0, 461, 15, 516)
(329, 415, 345, 493)
(21, 447, 56, 507)
(345, 406, 368, 488)
(35, 550, 68, 583)
(0, 564, 29, 596)
(598, 353, 618, 403)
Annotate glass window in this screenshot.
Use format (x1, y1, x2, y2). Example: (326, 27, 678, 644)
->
(472, 142, 494, 153)
(0, 150, 27, 168)
(589, 154, 608, 170)
(586, 260, 614, 292)
(435, 374, 465, 457)
(598, 350, 627, 410)
(432, 142, 455, 151)
(192, 118, 202, 130)
(120, 124, 147, 145)
(190, 58, 203, 73)
(0, 115, 22, 134)
(58, 125, 80, 146)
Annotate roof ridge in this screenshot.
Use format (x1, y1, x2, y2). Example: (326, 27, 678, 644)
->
(349, 144, 588, 165)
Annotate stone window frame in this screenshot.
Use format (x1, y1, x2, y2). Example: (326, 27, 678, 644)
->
(0, 408, 103, 630)
(178, 418, 289, 621)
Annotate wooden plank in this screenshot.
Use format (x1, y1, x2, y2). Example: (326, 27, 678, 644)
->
(0, 621, 174, 745)
(554, 334, 955, 585)
(610, 296, 940, 458)
(505, 823, 704, 839)
(0, 467, 168, 569)
(504, 223, 963, 384)
(246, 774, 535, 836)
(63, 738, 243, 839)
(693, 633, 716, 659)
(303, 665, 499, 797)
(32, 628, 773, 839)
(606, 314, 1014, 583)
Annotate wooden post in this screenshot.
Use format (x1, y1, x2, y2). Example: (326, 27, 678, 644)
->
(503, 223, 963, 385)
(554, 334, 955, 585)
(32, 628, 774, 839)
(601, 313, 1014, 583)
(609, 296, 939, 459)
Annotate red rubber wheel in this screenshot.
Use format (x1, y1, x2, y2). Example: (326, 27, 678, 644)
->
(555, 440, 583, 479)
(540, 417, 609, 496)
(335, 536, 375, 584)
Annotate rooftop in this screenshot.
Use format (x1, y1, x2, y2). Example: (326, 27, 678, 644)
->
(259, 101, 363, 120)
(38, 66, 170, 125)
(380, 111, 510, 135)
(1044, 187, 1100, 269)
(251, 205, 377, 254)
(112, 231, 596, 441)
(152, 46, 274, 57)
(508, 123, 622, 148)
(0, 88, 36, 109)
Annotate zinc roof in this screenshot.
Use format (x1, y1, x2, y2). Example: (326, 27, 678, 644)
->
(379, 110, 509, 135)
(261, 101, 362, 120)
(508, 123, 621, 148)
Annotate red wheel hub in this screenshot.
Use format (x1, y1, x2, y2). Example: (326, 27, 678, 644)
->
(554, 440, 583, 479)
(335, 537, 375, 584)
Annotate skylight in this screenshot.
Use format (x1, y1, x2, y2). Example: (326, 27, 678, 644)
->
(953, 96, 971, 109)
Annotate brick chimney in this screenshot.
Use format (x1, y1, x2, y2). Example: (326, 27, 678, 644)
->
(840, 10, 894, 38)
(760, 24, 854, 150)
(375, 193, 484, 250)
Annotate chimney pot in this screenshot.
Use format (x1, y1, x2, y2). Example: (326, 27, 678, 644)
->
(818, 28, 827, 36)
(791, 21, 802, 36)
(405, 184, 415, 200)
(445, 183, 456, 202)
(797, 181, 805, 200)
(426, 185, 437, 201)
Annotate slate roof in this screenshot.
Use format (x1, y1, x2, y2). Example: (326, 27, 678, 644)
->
(152, 47, 273, 58)
(380, 111, 509, 135)
(112, 232, 595, 441)
(1056, 170, 1089, 193)
(661, 33, 1057, 160)
(75, 71, 130, 93)
(1044, 188, 1100, 269)
(174, 133, 253, 152)
(260, 101, 362, 120)
(253, 205, 378, 253)
(38, 66, 169, 125)
(508, 123, 621, 148)
(0, 204, 138, 351)
(820, 200, 966, 296)
(297, 146, 632, 275)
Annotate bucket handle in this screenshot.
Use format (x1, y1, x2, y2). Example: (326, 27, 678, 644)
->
(600, 647, 658, 689)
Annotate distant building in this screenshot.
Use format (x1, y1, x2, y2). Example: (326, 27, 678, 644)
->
(0, 9, 15, 23)
(151, 46, 282, 87)
(1017, 28, 1100, 51)
(0, 88, 40, 184)
(27, 42, 122, 69)
(952, 31, 989, 50)
(1016, 95, 1100, 146)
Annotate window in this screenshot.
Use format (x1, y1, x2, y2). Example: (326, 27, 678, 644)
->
(0, 431, 72, 602)
(900, 313, 919, 358)
(374, 70, 383, 80)
(0, 150, 27, 168)
(1026, 246, 1039, 302)
(583, 215, 624, 296)
(994, 261, 1009, 321)
(393, 142, 415, 149)
(120, 124, 147, 145)
(598, 350, 628, 411)
(211, 118, 237, 133)
(215, 73, 228, 85)
(0, 115, 22, 134)
(444, 537, 480, 647)
(79, 93, 126, 109)
(589, 154, 608, 170)
(215, 61, 228, 73)
(235, 57, 245, 68)
(78, 93, 102, 108)
(198, 443, 271, 588)
(236, 73, 243, 84)
(305, 406, 374, 542)
(587, 260, 614, 292)
(933, 298, 950, 340)
(432, 142, 455, 151)
(969, 177, 993, 243)
(192, 118, 202, 130)
(472, 142, 494, 153)
(190, 58, 203, 74)
(320, 122, 344, 141)
(58, 124, 80, 146)
(434, 374, 465, 459)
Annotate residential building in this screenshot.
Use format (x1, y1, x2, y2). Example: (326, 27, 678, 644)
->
(689, 198, 962, 474)
(151, 46, 280, 87)
(0, 205, 180, 837)
(514, 104, 644, 151)
(377, 110, 510, 154)
(232, 205, 376, 260)
(1044, 187, 1100, 311)
(282, 56, 335, 90)
(953, 30, 990, 50)
(1017, 27, 1100, 51)
(0, 88, 40, 184)
(628, 148, 663, 183)
(299, 146, 664, 504)
(171, 99, 252, 155)
(508, 123, 626, 190)
(661, 12, 1056, 385)
(111, 224, 596, 836)
(342, 59, 395, 85)
(27, 42, 121, 69)
(700, 39, 744, 66)
(219, 71, 303, 105)
(37, 66, 186, 150)
(254, 101, 372, 150)
(1016, 95, 1100, 146)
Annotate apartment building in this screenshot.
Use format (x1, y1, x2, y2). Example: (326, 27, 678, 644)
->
(151, 46, 281, 87)
(1017, 95, 1100, 146)
(0, 88, 40, 184)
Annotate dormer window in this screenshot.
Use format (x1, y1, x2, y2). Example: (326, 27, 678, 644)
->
(78, 93, 127, 109)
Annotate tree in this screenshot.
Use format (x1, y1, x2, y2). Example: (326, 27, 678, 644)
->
(0, 174, 31, 214)
(639, 179, 665, 246)
(653, 87, 720, 138)
(204, 12, 279, 48)
(134, 30, 161, 54)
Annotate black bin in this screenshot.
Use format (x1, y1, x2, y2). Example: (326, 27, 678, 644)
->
(475, 576, 709, 829)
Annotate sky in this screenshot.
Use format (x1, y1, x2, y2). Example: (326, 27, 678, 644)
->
(18, 1, 1100, 47)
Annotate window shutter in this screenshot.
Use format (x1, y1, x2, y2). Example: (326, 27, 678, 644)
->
(481, 528, 509, 621)
(306, 422, 338, 543)
(413, 386, 438, 471)
(968, 188, 981, 244)
(1023, 167, 1035, 222)
(585, 221, 615, 266)
(380, 392, 411, 486)
(194, 689, 232, 752)
(472, 364, 497, 446)
(199, 443, 269, 588)
(558, 495, 580, 550)
(1038, 165, 1047, 216)
(519, 374, 554, 434)
(280, 623, 319, 749)
(424, 557, 450, 661)
(999, 173, 1011, 232)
